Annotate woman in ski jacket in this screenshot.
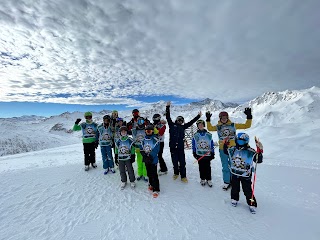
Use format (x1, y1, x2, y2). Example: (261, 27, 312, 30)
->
(206, 108, 252, 190)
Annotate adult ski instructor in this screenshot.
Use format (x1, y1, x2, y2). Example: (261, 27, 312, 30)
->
(166, 101, 201, 183)
(205, 108, 252, 190)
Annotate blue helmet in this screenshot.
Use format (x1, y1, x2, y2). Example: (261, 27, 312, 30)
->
(236, 132, 249, 146)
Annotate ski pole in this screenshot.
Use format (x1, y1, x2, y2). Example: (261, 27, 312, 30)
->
(193, 150, 212, 164)
(250, 136, 263, 205)
(250, 159, 258, 205)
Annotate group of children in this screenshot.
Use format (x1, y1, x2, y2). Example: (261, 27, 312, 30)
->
(73, 102, 264, 212)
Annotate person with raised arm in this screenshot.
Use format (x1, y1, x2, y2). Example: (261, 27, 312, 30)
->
(166, 101, 201, 183)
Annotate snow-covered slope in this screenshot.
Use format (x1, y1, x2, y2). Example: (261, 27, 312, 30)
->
(0, 137, 319, 239)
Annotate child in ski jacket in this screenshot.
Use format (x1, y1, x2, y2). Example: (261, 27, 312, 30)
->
(113, 117, 126, 165)
(206, 108, 252, 190)
(152, 113, 168, 175)
(73, 112, 99, 171)
(192, 120, 215, 187)
(223, 132, 263, 213)
(140, 124, 161, 197)
(132, 117, 148, 181)
(166, 101, 201, 182)
(97, 115, 115, 174)
(115, 126, 136, 189)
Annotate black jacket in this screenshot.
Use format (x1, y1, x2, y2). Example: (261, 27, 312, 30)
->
(166, 106, 200, 150)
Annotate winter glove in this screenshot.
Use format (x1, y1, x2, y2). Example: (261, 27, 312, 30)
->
(115, 155, 119, 166)
(94, 141, 99, 149)
(244, 108, 252, 119)
(210, 153, 215, 160)
(205, 111, 212, 122)
(193, 152, 199, 160)
(75, 118, 81, 124)
(130, 154, 135, 163)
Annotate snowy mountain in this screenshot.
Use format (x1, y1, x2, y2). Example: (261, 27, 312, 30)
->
(1, 87, 319, 158)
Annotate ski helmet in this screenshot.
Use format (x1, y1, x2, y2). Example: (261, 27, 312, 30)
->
(219, 111, 228, 119)
(176, 116, 184, 124)
(236, 132, 249, 146)
(153, 113, 161, 122)
(116, 117, 123, 122)
(196, 119, 205, 128)
(103, 115, 111, 120)
(111, 110, 118, 118)
(84, 112, 92, 117)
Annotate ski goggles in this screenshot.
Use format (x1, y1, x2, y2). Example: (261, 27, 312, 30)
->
(137, 119, 145, 125)
(176, 116, 184, 124)
(85, 116, 92, 119)
(153, 116, 161, 121)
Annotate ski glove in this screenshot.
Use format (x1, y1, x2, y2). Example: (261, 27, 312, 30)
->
(205, 111, 212, 122)
(210, 153, 215, 160)
(193, 152, 200, 160)
(94, 141, 99, 149)
(75, 118, 81, 124)
(244, 108, 252, 119)
(130, 154, 135, 163)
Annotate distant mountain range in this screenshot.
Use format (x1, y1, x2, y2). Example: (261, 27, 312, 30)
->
(0, 86, 319, 156)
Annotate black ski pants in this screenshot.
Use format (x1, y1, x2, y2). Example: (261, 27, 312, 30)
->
(145, 163, 160, 192)
(158, 142, 168, 172)
(198, 158, 212, 181)
(170, 148, 186, 178)
(83, 142, 96, 166)
(231, 175, 257, 207)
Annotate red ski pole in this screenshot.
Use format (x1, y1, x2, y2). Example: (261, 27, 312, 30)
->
(193, 150, 212, 164)
(250, 136, 263, 205)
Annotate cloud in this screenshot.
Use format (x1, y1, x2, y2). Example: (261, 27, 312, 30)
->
(0, 0, 319, 105)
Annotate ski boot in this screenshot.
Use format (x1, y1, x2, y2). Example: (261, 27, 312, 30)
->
(91, 163, 97, 168)
(207, 180, 213, 188)
(103, 168, 109, 175)
(120, 182, 126, 190)
(222, 183, 231, 191)
(249, 206, 257, 214)
(231, 199, 238, 207)
(200, 180, 206, 186)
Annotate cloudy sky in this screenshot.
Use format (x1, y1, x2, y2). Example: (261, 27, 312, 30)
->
(0, 0, 319, 117)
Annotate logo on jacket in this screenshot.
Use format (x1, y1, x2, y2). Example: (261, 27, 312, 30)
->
(232, 153, 246, 169)
(221, 127, 235, 139)
(102, 133, 111, 141)
(86, 126, 95, 135)
(143, 144, 152, 154)
(197, 140, 209, 150)
(119, 146, 130, 154)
